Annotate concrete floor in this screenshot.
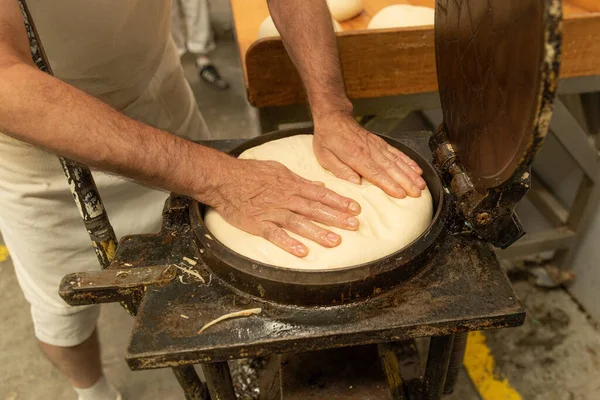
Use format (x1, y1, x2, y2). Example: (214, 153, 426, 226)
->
(2, 4, 600, 399)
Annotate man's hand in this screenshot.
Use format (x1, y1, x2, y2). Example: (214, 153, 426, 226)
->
(207, 157, 361, 257)
(313, 114, 427, 198)
(267, 0, 426, 198)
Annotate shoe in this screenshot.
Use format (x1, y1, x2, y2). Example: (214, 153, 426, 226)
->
(197, 63, 229, 90)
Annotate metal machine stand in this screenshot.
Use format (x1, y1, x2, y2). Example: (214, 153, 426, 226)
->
(18, 0, 563, 399)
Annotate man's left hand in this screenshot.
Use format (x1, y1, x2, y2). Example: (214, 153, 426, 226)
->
(313, 114, 427, 198)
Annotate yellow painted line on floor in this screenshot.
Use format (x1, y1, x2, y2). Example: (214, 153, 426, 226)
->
(0, 245, 9, 262)
(464, 331, 522, 400)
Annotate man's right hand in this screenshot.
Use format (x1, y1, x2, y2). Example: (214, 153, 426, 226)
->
(205, 158, 361, 257)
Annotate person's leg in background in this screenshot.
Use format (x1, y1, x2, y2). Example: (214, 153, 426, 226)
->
(38, 329, 120, 400)
(171, 0, 229, 90)
(0, 135, 167, 400)
(1, 218, 122, 400)
(39, 331, 102, 388)
(171, 0, 188, 58)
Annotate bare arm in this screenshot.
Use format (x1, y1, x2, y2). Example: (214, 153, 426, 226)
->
(0, 0, 229, 201)
(0, 0, 360, 256)
(267, 0, 350, 121)
(268, 0, 426, 198)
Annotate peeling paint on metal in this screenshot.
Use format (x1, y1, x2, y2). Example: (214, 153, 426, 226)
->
(100, 240, 117, 261)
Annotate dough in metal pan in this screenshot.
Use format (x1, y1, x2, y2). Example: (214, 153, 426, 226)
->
(205, 135, 433, 270)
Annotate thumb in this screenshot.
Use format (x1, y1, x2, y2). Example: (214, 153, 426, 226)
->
(316, 149, 361, 185)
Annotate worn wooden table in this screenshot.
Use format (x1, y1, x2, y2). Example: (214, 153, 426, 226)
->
(231, 0, 600, 111)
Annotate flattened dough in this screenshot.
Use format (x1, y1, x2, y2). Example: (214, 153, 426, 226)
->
(204, 135, 433, 270)
(258, 15, 343, 39)
(367, 5, 434, 30)
(327, 0, 364, 22)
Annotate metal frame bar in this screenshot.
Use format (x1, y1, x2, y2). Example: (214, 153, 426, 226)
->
(422, 335, 455, 400)
(172, 366, 209, 400)
(545, 99, 600, 269)
(527, 173, 569, 227)
(551, 100, 599, 182)
(256, 76, 600, 134)
(443, 333, 468, 395)
(201, 363, 237, 400)
(496, 228, 576, 259)
(18, 0, 119, 270)
(377, 342, 407, 400)
(258, 91, 442, 133)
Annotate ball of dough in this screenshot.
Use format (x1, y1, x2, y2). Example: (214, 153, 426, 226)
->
(367, 5, 435, 30)
(258, 15, 343, 39)
(257, 16, 280, 39)
(327, 0, 363, 22)
(204, 135, 433, 270)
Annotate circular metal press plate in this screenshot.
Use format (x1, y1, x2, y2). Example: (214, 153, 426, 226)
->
(435, 0, 561, 189)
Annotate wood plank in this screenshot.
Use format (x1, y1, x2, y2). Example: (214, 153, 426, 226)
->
(231, 0, 591, 62)
(568, 0, 600, 12)
(231, 0, 436, 77)
(246, 27, 436, 107)
(561, 14, 600, 80)
(563, 3, 595, 15)
(232, 0, 600, 107)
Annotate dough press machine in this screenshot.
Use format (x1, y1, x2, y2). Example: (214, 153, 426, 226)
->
(32, 0, 561, 398)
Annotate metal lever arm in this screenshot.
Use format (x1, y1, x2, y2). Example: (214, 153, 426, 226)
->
(59, 265, 177, 306)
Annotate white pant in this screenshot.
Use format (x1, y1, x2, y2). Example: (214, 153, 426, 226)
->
(0, 39, 211, 347)
(171, 0, 215, 57)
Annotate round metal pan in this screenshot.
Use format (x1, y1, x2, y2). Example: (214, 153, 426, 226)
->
(191, 129, 449, 306)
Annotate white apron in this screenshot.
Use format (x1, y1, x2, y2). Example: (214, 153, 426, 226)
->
(0, 0, 211, 320)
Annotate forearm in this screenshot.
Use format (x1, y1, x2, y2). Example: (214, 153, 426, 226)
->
(0, 59, 230, 203)
(267, 0, 352, 123)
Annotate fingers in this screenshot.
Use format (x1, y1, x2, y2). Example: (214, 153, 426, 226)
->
(302, 179, 362, 215)
(270, 211, 342, 248)
(355, 139, 426, 197)
(318, 135, 423, 199)
(314, 147, 361, 185)
(395, 157, 427, 190)
(370, 149, 422, 197)
(258, 200, 354, 257)
(260, 222, 309, 257)
(387, 145, 423, 175)
(287, 197, 359, 231)
(382, 148, 427, 192)
(360, 160, 408, 198)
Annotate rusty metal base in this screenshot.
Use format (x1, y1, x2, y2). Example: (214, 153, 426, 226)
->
(123, 229, 523, 370)
(57, 134, 526, 399)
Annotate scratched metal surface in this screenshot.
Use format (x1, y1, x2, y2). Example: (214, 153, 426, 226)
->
(435, 0, 562, 189)
(124, 192, 523, 370)
(125, 230, 523, 369)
